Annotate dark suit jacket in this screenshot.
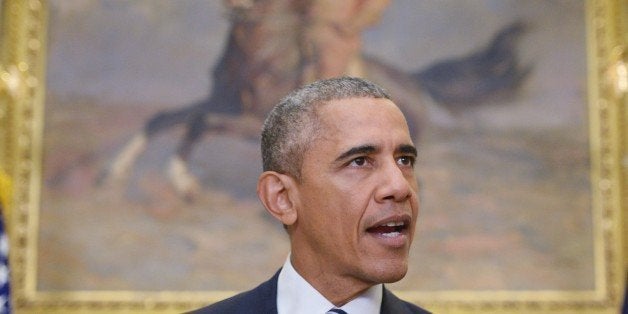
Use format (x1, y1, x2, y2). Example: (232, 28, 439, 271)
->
(188, 270, 431, 314)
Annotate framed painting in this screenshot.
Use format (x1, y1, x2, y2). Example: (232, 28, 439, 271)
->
(0, 0, 625, 313)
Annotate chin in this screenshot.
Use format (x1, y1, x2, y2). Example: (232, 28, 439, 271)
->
(367, 261, 409, 284)
(379, 269, 408, 283)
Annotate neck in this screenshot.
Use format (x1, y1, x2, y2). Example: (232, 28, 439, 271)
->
(290, 254, 374, 306)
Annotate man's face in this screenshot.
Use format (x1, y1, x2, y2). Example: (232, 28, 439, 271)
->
(290, 97, 420, 287)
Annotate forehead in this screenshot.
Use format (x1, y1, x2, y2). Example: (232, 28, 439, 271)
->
(311, 97, 413, 150)
(316, 97, 408, 132)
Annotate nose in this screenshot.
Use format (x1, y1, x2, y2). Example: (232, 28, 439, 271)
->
(374, 159, 413, 203)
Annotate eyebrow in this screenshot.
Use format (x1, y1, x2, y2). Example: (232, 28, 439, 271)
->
(335, 145, 377, 162)
(397, 144, 418, 157)
(334, 143, 417, 163)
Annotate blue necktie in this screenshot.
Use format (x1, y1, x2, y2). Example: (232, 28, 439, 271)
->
(326, 309, 347, 314)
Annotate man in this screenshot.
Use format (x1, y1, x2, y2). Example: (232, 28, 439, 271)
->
(190, 77, 429, 313)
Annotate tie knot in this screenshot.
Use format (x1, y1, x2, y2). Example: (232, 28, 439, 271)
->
(327, 309, 347, 314)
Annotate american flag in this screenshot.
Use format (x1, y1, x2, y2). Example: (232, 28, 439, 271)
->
(0, 168, 11, 313)
(0, 213, 9, 314)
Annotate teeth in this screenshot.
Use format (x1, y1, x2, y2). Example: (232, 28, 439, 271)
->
(382, 221, 404, 227)
(381, 231, 401, 238)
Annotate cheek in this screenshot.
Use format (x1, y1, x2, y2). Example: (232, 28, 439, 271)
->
(315, 187, 364, 235)
(301, 175, 373, 229)
(340, 192, 376, 236)
(299, 184, 343, 225)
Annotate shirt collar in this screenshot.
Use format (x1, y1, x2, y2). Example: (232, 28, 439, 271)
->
(277, 254, 383, 314)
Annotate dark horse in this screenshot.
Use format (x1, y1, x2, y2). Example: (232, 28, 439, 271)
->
(98, 1, 531, 199)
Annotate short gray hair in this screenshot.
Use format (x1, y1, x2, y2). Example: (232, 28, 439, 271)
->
(261, 76, 391, 180)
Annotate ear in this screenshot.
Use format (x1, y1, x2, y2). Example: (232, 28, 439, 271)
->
(257, 171, 298, 226)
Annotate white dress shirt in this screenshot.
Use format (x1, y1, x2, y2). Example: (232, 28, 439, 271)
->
(277, 254, 383, 314)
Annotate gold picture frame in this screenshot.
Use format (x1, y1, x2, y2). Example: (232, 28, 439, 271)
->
(0, 0, 626, 313)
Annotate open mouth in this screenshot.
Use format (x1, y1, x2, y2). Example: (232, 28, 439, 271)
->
(366, 221, 408, 238)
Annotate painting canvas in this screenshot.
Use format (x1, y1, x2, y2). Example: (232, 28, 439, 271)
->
(39, 0, 594, 295)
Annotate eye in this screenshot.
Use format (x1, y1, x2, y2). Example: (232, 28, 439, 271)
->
(349, 157, 367, 167)
(397, 156, 415, 167)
